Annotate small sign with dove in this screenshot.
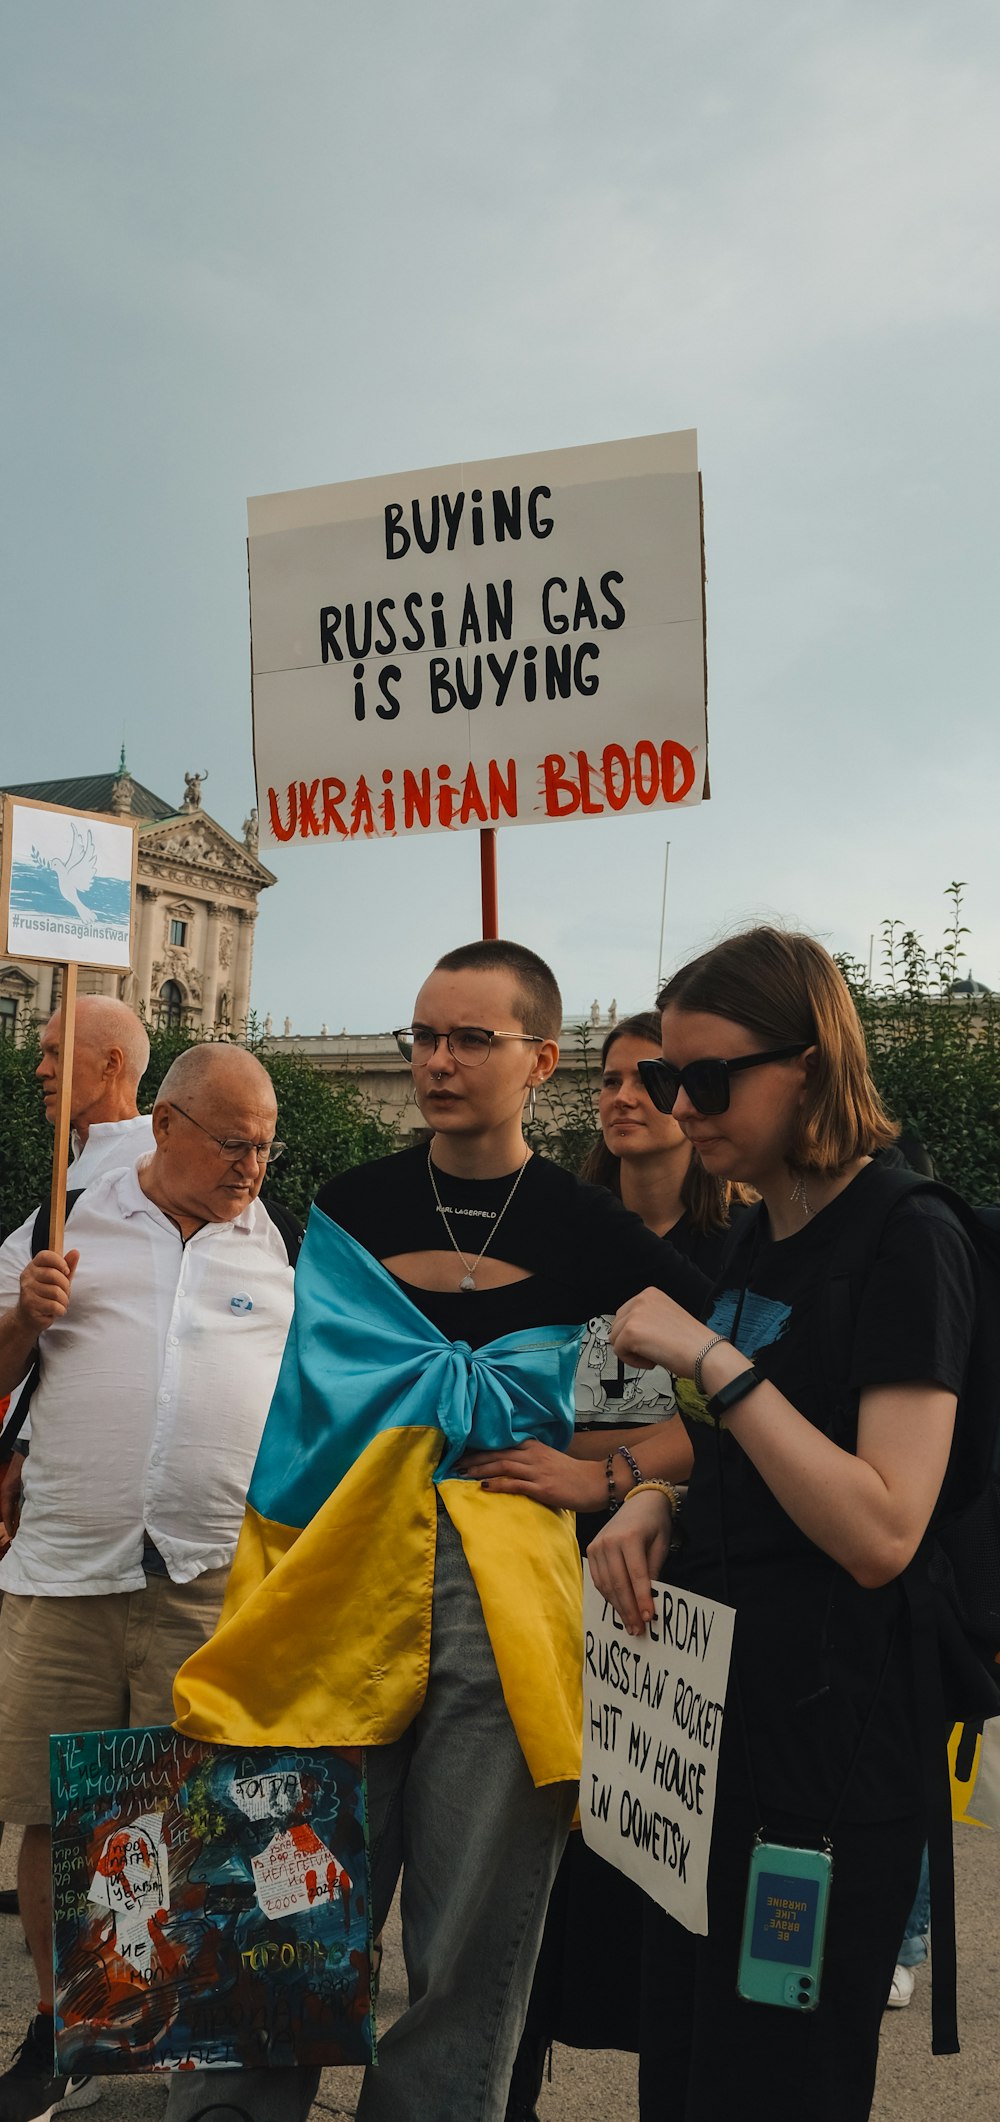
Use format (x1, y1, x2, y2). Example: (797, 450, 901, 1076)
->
(1, 794, 138, 969)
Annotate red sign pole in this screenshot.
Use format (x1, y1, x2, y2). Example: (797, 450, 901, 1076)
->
(480, 830, 499, 940)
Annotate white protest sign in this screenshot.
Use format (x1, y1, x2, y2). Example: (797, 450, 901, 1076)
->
(581, 1564, 734, 1935)
(249, 430, 708, 849)
(0, 796, 137, 971)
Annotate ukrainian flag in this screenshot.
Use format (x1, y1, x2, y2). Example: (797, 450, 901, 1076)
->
(174, 1207, 586, 1786)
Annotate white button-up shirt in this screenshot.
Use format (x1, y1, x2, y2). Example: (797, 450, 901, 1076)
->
(66, 1112, 156, 1186)
(0, 1160, 294, 1596)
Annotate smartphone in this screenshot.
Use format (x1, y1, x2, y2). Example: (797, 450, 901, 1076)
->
(736, 1839, 833, 2010)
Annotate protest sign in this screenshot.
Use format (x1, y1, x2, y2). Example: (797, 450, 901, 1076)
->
(50, 1726, 373, 2077)
(0, 793, 139, 1248)
(0, 795, 137, 970)
(581, 1565, 734, 1935)
(249, 430, 708, 853)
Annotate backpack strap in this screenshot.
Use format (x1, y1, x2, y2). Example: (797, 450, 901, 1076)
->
(820, 1162, 984, 2054)
(30, 1190, 86, 1259)
(260, 1196, 304, 1268)
(904, 1563, 961, 2053)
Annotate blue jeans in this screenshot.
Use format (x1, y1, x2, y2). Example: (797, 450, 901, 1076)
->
(897, 1843, 930, 1968)
(165, 1504, 576, 2122)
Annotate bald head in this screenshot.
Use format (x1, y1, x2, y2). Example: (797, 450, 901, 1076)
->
(155, 1042, 274, 1114)
(37, 997, 151, 1140)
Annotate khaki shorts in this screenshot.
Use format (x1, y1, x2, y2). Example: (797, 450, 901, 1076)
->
(0, 1569, 228, 1824)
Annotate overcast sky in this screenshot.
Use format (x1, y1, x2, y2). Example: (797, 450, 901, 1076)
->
(4, 0, 999, 1030)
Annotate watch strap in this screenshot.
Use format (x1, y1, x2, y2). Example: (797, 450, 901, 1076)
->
(706, 1364, 763, 1420)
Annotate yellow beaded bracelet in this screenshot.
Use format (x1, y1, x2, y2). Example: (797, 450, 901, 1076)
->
(620, 1478, 682, 1514)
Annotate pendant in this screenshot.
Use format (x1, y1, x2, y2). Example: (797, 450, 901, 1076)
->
(459, 1273, 476, 1292)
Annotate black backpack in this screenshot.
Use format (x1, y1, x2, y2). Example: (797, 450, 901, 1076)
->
(0, 1187, 303, 1463)
(817, 1163, 1000, 2055)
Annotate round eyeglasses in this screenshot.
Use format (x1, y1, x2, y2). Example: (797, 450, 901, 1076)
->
(393, 1026, 544, 1068)
(636, 1045, 810, 1117)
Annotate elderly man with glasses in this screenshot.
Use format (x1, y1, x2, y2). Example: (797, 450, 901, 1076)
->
(0, 1043, 297, 2122)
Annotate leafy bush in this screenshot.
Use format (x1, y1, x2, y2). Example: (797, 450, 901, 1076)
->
(526, 1023, 602, 1172)
(839, 885, 1000, 1204)
(0, 1027, 51, 1239)
(0, 1023, 399, 1239)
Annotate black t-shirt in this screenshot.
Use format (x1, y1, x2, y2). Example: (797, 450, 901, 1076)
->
(315, 1142, 710, 1347)
(675, 1162, 977, 1820)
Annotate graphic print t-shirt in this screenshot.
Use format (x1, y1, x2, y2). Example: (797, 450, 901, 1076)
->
(673, 1164, 977, 1818)
(575, 1212, 736, 1428)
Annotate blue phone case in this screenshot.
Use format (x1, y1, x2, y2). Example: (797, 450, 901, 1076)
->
(736, 1840, 833, 2010)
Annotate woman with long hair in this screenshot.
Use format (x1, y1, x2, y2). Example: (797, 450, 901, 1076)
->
(587, 929, 977, 2122)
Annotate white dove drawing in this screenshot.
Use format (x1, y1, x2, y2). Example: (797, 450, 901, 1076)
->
(51, 821, 99, 924)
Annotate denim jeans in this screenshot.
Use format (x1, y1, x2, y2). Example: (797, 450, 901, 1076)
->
(165, 1503, 576, 2122)
(897, 1842, 931, 1968)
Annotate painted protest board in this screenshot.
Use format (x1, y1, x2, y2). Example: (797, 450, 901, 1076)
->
(0, 795, 137, 970)
(249, 430, 708, 848)
(581, 1565, 734, 1934)
(51, 1727, 373, 2077)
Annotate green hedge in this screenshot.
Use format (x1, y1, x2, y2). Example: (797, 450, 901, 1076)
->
(0, 1024, 399, 1239)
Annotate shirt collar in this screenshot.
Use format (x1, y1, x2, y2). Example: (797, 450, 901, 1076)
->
(120, 1156, 259, 1234)
(70, 1114, 148, 1162)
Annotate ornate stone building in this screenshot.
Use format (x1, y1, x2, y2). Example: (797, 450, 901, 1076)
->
(0, 755, 275, 1038)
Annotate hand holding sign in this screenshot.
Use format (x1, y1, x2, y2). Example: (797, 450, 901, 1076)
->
(18, 1250, 79, 1335)
(587, 1488, 675, 1635)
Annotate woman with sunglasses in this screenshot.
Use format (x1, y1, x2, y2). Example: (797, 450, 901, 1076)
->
(497, 1011, 745, 2122)
(587, 928, 976, 2122)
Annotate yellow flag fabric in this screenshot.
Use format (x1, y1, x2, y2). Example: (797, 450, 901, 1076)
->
(173, 1211, 586, 1786)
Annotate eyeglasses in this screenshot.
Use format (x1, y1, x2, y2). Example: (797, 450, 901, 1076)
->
(167, 1103, 286, 1163)
(393, 1026, 545, 1068)
(636, 1045, 810, 1117)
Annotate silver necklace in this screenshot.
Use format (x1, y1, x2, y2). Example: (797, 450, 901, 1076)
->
(426, 1145, 531, 1291)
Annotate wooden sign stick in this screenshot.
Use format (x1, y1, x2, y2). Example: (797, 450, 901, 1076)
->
(48, 962, 78, 1257)
(480, 829, 499, 940)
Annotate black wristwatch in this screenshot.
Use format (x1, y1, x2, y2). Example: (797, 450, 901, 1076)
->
(706, 1364, 764, 1420)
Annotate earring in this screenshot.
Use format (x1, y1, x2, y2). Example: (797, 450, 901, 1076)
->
(527, 1085, 538, 1124)
(789, 1172, 811, 1218)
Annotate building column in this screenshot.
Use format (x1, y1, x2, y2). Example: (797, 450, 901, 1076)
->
(201, 901, 226, 1032)
(134, 885, 158, 1019)
(232, 908, 257, 1039)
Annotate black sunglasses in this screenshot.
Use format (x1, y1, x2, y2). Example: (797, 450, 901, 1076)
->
(636, 1045, 810, 1117)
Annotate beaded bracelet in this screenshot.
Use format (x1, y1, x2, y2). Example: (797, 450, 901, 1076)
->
(620, 1477, 682, 1515)
(615, 1444, 644, 1489)
(604, 1450, 620, 1514)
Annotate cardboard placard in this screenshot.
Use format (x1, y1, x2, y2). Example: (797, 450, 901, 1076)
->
(581, 1565, 734, 1935)
(249, 430, 708, 848)
(51, 1727, 374, 2077)
(0, 795, 137, 971)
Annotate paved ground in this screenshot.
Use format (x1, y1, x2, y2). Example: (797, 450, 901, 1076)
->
(2, 1822, 998, 2117)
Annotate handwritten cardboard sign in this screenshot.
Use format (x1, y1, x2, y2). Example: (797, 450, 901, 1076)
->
(0, 795, 137, 970)
(50, 1726, 373, 2077)
(581, 1565, 734, 1934)
(249, 430, 708, 848)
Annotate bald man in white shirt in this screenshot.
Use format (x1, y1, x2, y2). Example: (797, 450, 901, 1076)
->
(0, 1045, 295, 2122)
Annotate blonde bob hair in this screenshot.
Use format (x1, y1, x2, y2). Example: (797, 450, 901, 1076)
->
(657, 928, 898, 1178)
